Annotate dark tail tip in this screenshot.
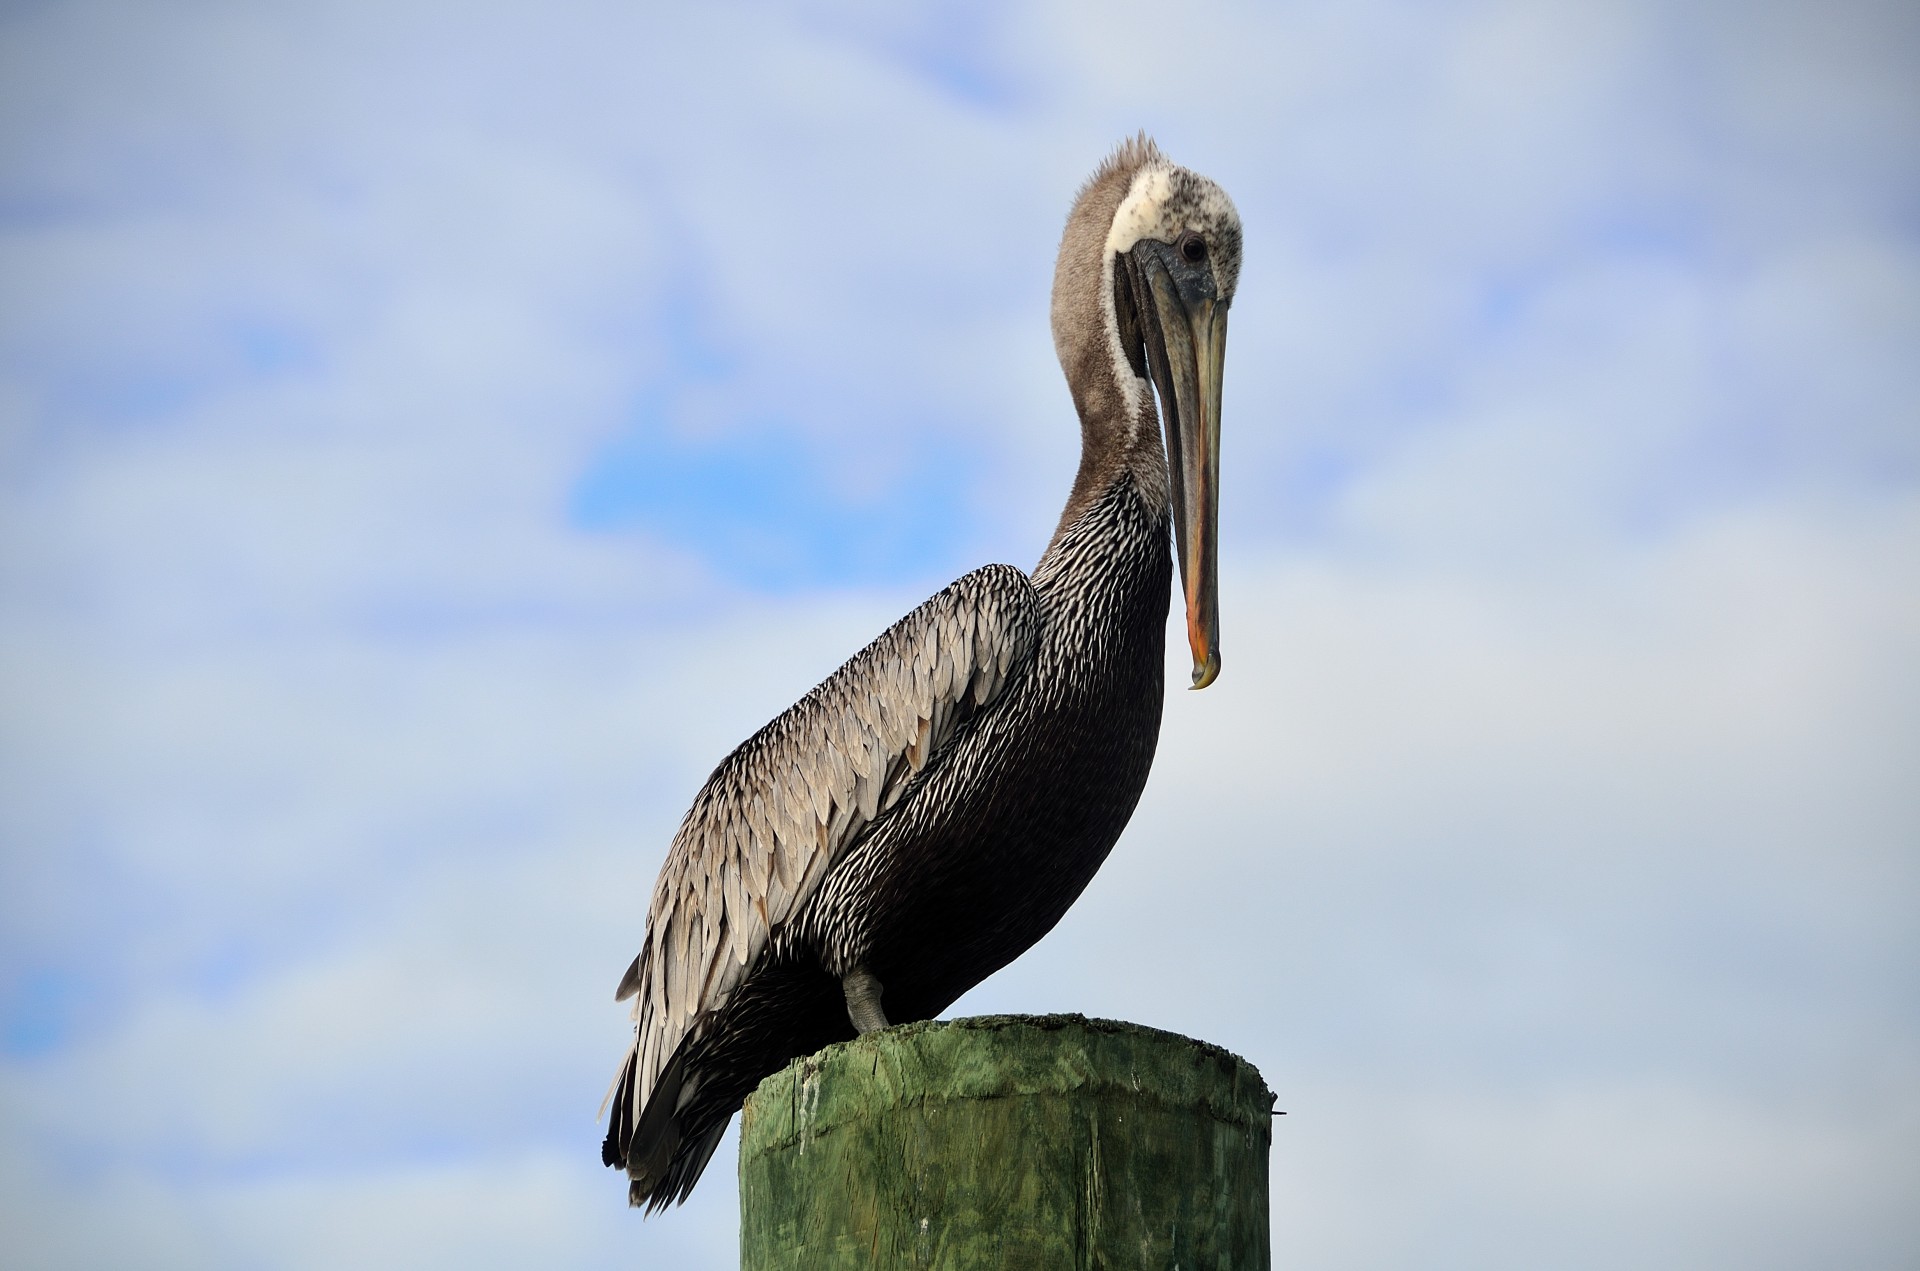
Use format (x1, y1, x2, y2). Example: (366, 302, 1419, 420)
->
(602, 1034, 727, 1211)
(601, 1049, 637, 1170)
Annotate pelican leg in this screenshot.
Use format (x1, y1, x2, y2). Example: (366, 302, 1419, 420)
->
(842, 968, 890, 1034)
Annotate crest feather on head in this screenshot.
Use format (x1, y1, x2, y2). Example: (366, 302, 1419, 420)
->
(1078, 132, 1165, 201)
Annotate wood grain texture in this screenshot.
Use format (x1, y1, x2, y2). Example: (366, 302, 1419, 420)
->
(739, 1015, 1274, 1270)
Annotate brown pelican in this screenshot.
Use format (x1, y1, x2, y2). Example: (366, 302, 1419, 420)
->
(602, 136, 1240, 1209)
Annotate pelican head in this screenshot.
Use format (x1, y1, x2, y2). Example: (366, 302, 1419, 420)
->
(1054, 137, 1240, 689)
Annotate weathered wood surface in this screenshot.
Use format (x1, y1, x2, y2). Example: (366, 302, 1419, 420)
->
(739, 1013, 1274, 1270)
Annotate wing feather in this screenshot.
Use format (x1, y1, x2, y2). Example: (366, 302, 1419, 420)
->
(608, 564, 1040, 1145)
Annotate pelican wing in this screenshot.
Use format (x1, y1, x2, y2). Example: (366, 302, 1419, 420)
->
(608, 563, 1040, 1134)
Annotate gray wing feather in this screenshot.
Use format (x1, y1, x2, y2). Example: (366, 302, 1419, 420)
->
(608, 564, 1040, 1131)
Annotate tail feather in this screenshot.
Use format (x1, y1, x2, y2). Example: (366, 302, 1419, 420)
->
(601, 962, 853, 1209)
(642, 1118, 726, 1211)
(602, 1034, 721, 1209)
(599, 1047, 638, 1169)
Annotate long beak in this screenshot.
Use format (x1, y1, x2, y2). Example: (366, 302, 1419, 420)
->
(1143, 268, 1227, 689)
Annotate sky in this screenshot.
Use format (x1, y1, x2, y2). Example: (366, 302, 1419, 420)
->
(1, 0, 1916, 1267)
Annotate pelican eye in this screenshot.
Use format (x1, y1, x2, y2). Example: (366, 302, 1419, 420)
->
(1178, 233, 1207, 264)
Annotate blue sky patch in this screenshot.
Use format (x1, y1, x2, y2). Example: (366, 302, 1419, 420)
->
(570, 408, 976, 592)
(2, 967, 89, 1058)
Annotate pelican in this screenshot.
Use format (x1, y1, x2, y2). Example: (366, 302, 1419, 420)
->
(602, 136, 1241, 1209)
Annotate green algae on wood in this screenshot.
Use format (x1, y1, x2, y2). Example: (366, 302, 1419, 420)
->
(739, 1014, 1274, 1270)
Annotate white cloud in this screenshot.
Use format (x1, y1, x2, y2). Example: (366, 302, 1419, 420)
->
(0, 1141, 737, 1271)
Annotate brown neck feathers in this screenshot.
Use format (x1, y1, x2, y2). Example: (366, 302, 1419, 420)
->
(1043, 141, 1168, 558)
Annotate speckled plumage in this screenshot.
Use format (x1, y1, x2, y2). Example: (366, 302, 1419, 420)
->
(603, 137, 1241, 1209)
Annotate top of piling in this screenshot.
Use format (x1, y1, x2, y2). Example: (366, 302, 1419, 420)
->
(741, 1013, 1274, 1153)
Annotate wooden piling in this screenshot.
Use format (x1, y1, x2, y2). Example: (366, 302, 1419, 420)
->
(738, 1013, 1274, 1269)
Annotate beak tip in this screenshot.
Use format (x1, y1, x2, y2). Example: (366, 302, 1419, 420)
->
(1189, 652, 1220, 691)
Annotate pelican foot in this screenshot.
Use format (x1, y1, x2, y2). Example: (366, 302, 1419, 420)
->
(843, 969, 889, 1034)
